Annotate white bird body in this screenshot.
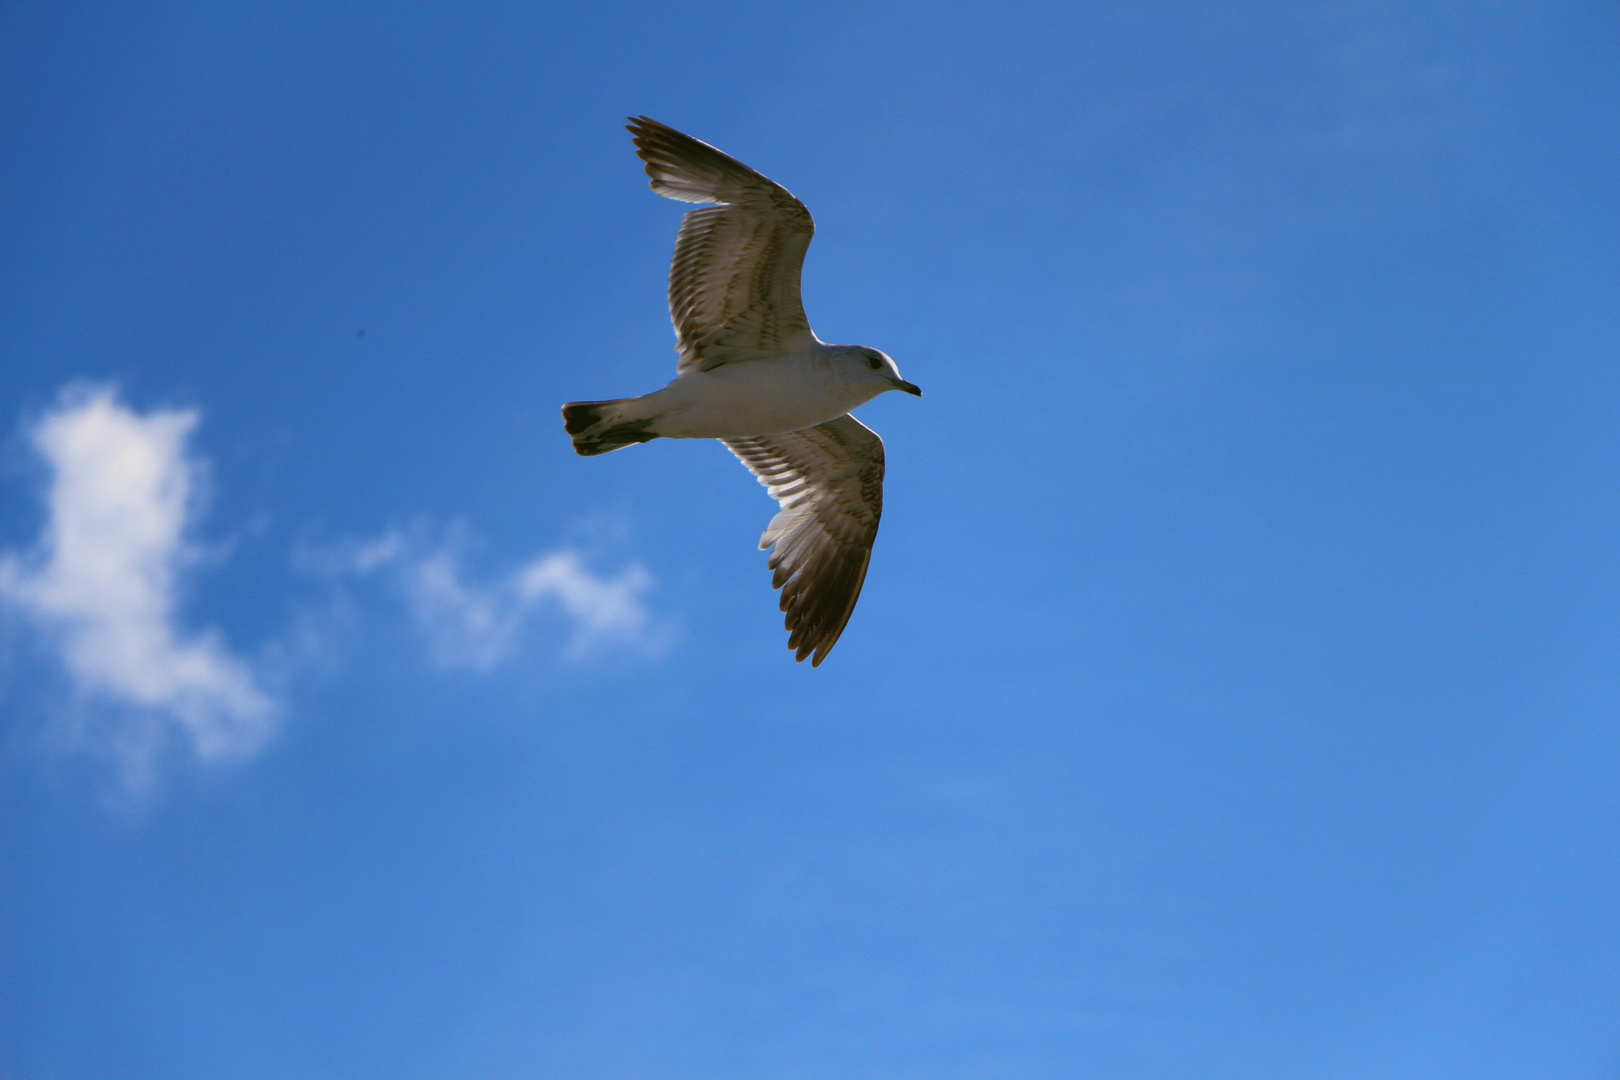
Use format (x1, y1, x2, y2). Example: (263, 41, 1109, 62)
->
(561, 117, 920, 666)
(603, 341, 896, 440)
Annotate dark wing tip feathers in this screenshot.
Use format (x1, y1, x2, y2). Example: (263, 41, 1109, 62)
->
(776, 530, 873, 667)
(624, 115, 803, 215)
(625, 115, 733, 189)
(786, 548, 873, 667)
(624, 115, 723, 160)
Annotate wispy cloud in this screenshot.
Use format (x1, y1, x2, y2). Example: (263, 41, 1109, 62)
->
(0, 385, 275, 784)
(0, 384, 663, 794)
(327, 525, 662, 671)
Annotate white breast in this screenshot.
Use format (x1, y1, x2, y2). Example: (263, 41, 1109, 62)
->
(648, 356, 882, 440)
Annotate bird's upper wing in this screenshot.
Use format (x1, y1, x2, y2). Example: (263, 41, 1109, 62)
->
(722, 414, 885, 666)
(628, 116, 816, 372)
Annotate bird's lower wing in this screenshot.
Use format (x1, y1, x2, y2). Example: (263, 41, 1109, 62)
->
(722, 415, 885, 667)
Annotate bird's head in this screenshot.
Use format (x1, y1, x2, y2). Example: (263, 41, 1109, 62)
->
(849, 347, 921, 398)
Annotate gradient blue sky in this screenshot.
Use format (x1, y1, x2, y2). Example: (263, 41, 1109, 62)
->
(3, 3, 1619, 1077)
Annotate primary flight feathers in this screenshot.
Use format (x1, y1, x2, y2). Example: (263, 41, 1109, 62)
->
(725, 415, 885, 667)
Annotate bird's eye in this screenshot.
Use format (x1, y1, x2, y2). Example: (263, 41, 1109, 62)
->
(867, 356, 882, 370)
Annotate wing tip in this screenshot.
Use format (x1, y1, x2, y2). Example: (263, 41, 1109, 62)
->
(779, 571, 863, 669)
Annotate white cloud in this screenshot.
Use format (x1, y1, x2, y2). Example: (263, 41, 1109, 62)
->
(0, 384, 661, 792)
(339, 525, 660, 671)
(0, 385, 274, 780)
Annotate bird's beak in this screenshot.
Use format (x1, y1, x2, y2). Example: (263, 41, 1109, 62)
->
(892, 379, 922, 397)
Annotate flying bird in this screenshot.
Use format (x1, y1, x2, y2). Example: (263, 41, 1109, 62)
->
(562, 117, 920, 666)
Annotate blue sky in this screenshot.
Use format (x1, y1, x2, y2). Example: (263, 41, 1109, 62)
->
(3, 2, 1619, 1077)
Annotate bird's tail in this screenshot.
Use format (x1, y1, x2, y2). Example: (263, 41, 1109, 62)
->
(561, 398, 663, 457)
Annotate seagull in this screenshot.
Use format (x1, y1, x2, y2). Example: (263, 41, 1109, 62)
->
(562, 117, 921, 667)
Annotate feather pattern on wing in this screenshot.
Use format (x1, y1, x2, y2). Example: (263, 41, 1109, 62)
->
(722, 414, 884, 666)
(627, 116, 816, 372)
